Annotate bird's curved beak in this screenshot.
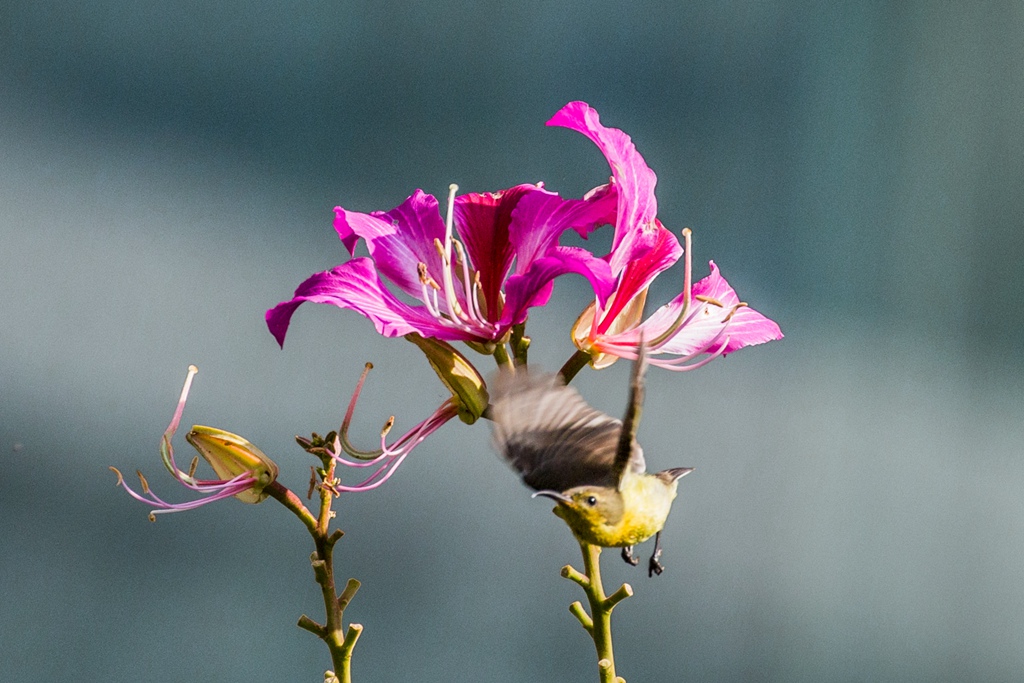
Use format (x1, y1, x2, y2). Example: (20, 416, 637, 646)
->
(531, 490, 571, 503)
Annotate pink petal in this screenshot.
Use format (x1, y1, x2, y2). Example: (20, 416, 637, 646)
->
(501, 246, 615, 326)
(508, 183, 617, 274)
(265, 258, 482, 346)
(453, 185, 534, 320)
(637, 261, 783, 356)
(547, 101, 661, 275)
(594, 220, 682, 336)
(334, 190, 449, 300)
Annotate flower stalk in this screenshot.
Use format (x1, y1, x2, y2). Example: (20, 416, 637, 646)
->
(266, 445, 363, 683)
(562, 541, 633, 683)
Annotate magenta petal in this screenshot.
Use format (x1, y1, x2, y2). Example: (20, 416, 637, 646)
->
(265, 258, 480, 346)
(508, 184, 617, 273)
(547, 101, 661, 275)
(594, 222, 682, 335)
(334, 190, 449, 299)
(453, 186, 535, 319)
(501, 246, 615, 326)
(639, 262, 783, 356)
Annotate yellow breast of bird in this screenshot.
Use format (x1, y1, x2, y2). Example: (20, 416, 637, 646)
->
(591, 474, 679, 547)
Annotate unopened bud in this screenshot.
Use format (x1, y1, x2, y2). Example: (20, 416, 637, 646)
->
(185, 426, 279, 503)
(404, 333, 489, 424)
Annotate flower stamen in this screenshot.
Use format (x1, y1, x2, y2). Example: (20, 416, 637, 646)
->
(452, 239, 487, 325)
(110, 366, 274, 517)
(723, 302, 748, 322)
(339, 363, 386, 460)
(646, 228, 694, 349)
(331, 399, 459, 492)
(417, 262, 441, 290)
(694, 295, 724, 307)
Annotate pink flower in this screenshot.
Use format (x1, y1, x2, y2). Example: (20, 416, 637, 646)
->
(266, 182, 617, 347)
(549, 101, 782, 370)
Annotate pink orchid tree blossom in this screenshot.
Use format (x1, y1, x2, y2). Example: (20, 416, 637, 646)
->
(549, 101, 782, 374)
(266, 182, 617, 350)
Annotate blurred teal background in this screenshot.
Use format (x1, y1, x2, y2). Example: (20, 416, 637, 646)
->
(2, 2, 1023, 681)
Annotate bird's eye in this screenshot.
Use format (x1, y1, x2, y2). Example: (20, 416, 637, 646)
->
(585, 495, 598, 506)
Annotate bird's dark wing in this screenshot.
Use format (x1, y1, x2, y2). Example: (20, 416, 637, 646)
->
(489, 370, 645, 492)
(613, 341, 649, 485)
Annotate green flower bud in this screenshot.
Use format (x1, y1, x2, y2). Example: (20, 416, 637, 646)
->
(404, 333, 489, 424)
(185, 426, 279, 504)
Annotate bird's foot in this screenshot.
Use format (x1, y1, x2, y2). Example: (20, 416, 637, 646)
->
(621, 545, 640, 566)
(648, 548, 664, 577)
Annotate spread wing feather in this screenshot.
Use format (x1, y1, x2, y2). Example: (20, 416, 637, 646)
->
(490, 371, 645, 491)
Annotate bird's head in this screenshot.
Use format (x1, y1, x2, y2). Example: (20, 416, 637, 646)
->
(533, 486, 625, 531)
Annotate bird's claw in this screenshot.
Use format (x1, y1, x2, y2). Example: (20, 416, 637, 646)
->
(621, 546, 640, 566)
(648, 548, 664, 577)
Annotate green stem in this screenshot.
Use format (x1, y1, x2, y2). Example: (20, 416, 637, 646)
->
(265, 481, 317, 536)
(563, 542, 633, 683)
(266, 466, 362, 681)
(558, 349, 593, 384)
(509, 323, 530, 367)
(492, 342, 514, 371)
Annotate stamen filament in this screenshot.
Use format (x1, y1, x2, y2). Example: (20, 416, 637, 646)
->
(445, 184, 457, 266)
(331, 400, 458, 492)
(434, 237, 467, 321)
(452, 239, 486, 325)
(472, 272, 487, 322)
(654, 335, 731, 371)
(339, 363, 386, 460)
(419, 278, 443, 319)
(160, 365, 199, 476)
(646, 228, 693, 349)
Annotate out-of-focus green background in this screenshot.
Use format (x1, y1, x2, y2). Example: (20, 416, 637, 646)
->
(2, 2, 1022, 681)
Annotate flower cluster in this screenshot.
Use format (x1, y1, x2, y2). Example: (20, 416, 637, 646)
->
(269, 101, 780, 375)
(116, 101, 781, 514)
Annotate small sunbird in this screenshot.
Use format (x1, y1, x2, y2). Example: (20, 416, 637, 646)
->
(490, 344, 693, 577)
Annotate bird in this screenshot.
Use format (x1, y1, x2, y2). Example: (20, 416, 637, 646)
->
(489, 344, 693, 576)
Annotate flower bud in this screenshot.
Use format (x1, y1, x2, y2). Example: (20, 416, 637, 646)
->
(405, 333, 489, 424)
(185, 426, 279, 504)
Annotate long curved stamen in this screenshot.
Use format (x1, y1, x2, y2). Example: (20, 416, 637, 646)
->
(110, 465, 259, 519)
(331, 418, 394, 468)
(331, 400, 458, 492)
(683, 227, 692, 313)
(160, 365, 199, 476)
(452, 239, 489, 326)
(418, 264, 447, 322)
(431, 183, 468, 322)
(597, 293, 738, 366)
(413, 189, 497, 337)
(472, 271, 486, 322)
(652, 309, 736, 368)
(654, 334, 731, 371)
(338, 363, 386, 460)
(647, 228, 693, 349)
(444, 183, 457, 268)
(332, 457, 399, 491)
(434, 237, 466, 320)
(419, 255, 497, 336)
